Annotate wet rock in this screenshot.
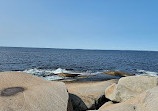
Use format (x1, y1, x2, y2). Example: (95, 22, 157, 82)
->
(1, 87, 25, 96)
(58, 73, 80, 77)
(60, 74, 119, 83)
(103, 71, 133, 77)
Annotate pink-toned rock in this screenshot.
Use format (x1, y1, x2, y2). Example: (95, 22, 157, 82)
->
(0, 71, 72, 111)
(66, 79, 118, 111)
(100, 86, 158, 111)
(105, 76, 158, 102)
(99, 101, 114, 110)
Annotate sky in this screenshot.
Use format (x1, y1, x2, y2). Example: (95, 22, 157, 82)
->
(0, 0, 158, 51)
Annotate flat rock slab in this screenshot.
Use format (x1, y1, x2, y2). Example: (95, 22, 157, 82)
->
(0, 71, 72, 111)
(66, 79, 118, 111)
(60, 74, 119, 83)
(103, 71, 133, 77)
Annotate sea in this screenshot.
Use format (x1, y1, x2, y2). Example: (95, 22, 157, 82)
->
(0, 47, 158, 80)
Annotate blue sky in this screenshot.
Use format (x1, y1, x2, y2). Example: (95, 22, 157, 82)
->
(0, 0, 158, 51)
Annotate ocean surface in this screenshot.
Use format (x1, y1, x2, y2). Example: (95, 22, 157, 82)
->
(0, 47, 158, 80)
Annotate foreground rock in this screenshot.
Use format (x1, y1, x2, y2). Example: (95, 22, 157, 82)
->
(99, 101, 114, 110)
(65, 79, 118, 111)
(0, 71, 72, 111)
(103, 71, 133, 77)
(99, 86, 158, 111)
(105, 76, 158, 102)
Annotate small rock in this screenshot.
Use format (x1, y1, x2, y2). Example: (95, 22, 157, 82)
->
(58, 73, 80, 77)
(103, 71, 133, 77)
(100, 104, 136, 111)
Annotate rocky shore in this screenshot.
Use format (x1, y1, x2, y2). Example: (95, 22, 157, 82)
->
(0, 71, 157, 111)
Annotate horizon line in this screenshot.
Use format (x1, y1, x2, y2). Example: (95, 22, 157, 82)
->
(0, 46, 157, 52)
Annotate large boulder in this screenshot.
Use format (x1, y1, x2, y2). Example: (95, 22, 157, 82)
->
(66, 79, 118, 111)
(103, 71, 133, 77)
(105, 76, 158, 102)
(0, 71, 72, 111)
(100, 86, 158, 111)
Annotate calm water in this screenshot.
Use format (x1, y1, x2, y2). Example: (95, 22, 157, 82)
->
(0, 47, 158, 80)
